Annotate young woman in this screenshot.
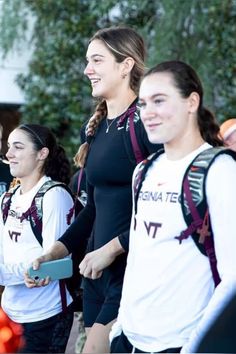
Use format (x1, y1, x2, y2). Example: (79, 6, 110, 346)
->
(25, 26, 161, 353)
(0, 124, 74, 353)
(109, 61, 236, 353)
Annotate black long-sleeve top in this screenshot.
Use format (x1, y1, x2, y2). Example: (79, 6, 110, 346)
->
(59, 108, 161, 256)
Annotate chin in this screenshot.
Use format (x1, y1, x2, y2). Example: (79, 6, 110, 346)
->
(146, 132, 163, 145)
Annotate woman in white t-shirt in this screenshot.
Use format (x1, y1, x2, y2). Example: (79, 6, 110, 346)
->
(0, 124, 74, 353)
(108, 61, 236, 353)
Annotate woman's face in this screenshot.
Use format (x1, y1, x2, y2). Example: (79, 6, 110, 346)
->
(84, 39, 125, 99)
(6, 129, 43, 179)
(139, 72, 194, 146)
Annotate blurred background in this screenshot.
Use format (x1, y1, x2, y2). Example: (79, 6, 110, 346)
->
(0, 0, 235, 164)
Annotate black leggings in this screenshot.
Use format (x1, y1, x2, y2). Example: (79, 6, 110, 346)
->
(110, 331, 181, 353)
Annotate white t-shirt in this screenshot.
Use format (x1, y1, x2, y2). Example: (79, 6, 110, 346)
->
(0, 176, 74, 323)
(111, 143, 236, 352)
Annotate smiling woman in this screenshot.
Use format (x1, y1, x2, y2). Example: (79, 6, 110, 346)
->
(0, 124, 75, 353)
(26, 26, 162, 354)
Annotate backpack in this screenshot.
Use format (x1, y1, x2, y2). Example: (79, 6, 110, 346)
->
(133, 146, 236, 287)
(1, 179, 82, 312)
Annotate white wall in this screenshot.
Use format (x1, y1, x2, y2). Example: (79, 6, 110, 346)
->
(0, 0, 33, 105)
(0, 50, 32, 105)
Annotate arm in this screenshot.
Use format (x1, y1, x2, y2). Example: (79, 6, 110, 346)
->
(79, 161, 141, 279)
(25, 180, 95, 287)
(181, 155, 236, 352)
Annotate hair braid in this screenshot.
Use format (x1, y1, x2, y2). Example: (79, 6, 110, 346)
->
(74, 100, 107, 168)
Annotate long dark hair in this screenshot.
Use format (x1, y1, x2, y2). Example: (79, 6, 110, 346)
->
(75, 26, 146, 168)
(144, 60, 223, 147)
(19, 124, 71, 184)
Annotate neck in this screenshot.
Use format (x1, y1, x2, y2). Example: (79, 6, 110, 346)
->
(106, 89, 137, 119)
(19, 174, 44, 194)
(165, 132, 205, 160)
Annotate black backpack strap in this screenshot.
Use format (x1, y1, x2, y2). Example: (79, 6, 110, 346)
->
(177, 147, 236, 287)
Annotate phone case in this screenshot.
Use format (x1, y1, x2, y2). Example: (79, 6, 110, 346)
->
(28, 258, 73, 281)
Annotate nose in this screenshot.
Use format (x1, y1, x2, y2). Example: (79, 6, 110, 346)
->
(140, 103, 156, 122)
(84, 61, 94, 76)
(6, 146, 14, 160)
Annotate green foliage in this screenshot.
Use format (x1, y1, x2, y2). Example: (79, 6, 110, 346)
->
(0, 0, 235, 160)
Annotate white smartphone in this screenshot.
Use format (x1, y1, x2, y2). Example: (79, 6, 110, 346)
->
(28, 258, 72, 281)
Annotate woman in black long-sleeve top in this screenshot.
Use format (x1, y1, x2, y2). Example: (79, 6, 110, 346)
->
(25, 26, 161, 353)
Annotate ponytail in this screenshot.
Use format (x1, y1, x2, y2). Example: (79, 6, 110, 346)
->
(44, 145, 71, 184)
(74, 100, 107, 167)
(198, 107, 224, 147)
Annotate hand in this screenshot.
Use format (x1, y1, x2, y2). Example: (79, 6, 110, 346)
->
(79, 246, 114, 279)
(79, 237, 125, 279)
(24, 255, 51, 288)
(24, 270, 50, 288)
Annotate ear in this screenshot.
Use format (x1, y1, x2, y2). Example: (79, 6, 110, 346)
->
(121, 57, 135, 77)
(37, 147, 49, 161)
(188, 92, 200, 114)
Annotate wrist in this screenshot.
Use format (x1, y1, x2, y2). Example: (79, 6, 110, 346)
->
(108, 237, 125, 258)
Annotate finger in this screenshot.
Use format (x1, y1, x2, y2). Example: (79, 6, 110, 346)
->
(91, 270, 102, 280)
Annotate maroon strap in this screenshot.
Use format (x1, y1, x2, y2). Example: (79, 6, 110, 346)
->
(176, 177, 220, 287)
(129, 109, 144, 164)
(59, 279, 67, 313)
(175, 178, 203, 243)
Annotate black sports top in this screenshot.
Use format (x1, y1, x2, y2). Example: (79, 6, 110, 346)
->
(59, 108, 161, 255)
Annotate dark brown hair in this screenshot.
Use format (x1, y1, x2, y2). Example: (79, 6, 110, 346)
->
(75, 26, 146, 168)
(144, 60, 223, 147)
(19, 124, 71, 184)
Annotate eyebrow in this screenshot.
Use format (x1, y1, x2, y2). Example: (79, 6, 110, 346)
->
(86, 54, 105, 60)
(8, 141, 25, 147)
(139, 93, 167, 101)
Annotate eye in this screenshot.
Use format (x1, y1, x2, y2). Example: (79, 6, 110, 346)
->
(93, 57, 102, 64)
(154, 98, 164, 105)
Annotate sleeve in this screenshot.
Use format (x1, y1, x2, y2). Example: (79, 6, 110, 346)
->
(0, 186, 75, 286)
(181, 154, 236, 353)
(58, 179, 95, 256)
(118, 162, 142, 253)
(118, 230, 130, 252)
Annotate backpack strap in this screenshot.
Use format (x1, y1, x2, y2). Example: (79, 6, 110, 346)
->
(176, 147, 236, 287)
(117, 101, 145, 164)
(128, 106, 145, 164)
(133, 149, 164, 229)
(1, 185, 21, 224)
(19, 180, 75, 246)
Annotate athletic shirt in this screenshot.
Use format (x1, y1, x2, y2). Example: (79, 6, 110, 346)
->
(60, 108, 160, 255)
(111, 143, 236, 352)
(0, 176, 74, 323)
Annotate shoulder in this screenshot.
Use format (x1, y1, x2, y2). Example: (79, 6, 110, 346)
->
(41, 182, 74, 204)
(205, 150, 236, 196)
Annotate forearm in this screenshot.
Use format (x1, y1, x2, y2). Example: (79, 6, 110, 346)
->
(42, 241, 69, 261)
(107, 236, 126, 258)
